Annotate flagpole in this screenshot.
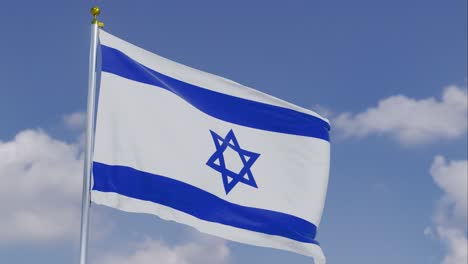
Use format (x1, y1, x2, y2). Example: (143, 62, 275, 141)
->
(79, 7, 103, 264)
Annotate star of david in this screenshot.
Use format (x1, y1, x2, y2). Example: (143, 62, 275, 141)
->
(206, 129, 260, 195)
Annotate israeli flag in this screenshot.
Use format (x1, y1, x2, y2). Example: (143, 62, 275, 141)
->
(92, 30, 330, 263)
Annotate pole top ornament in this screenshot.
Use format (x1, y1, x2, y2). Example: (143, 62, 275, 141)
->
(90, 6, 104, 28)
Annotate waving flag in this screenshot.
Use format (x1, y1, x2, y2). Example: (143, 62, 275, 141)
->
(91, 30, 331, 263)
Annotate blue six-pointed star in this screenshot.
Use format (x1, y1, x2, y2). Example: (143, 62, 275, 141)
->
(206, 130, 260, 194)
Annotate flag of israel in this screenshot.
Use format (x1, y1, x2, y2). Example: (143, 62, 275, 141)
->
(92, 30, 331, 263)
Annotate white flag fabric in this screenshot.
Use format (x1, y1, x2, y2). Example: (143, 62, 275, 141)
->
(92, 30, 331, 263)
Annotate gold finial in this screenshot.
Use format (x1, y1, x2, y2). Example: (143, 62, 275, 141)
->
(90, 6, 104, 28)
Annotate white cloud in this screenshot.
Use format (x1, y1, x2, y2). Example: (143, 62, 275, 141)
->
(63, 111, 86, 130)
(431, 156, 468, 224)
(428, 156, 468, 264)
(0, 129, 83, 242)
(435, 226, 468, 264)
(334, 85, 467, 144)
(311, 104, 334, 120)
(95, 235, 230, 264)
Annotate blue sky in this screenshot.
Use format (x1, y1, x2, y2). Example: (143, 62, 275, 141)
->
(0, 1, 466, 264)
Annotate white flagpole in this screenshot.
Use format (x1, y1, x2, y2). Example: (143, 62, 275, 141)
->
(79, 7, 103, 264)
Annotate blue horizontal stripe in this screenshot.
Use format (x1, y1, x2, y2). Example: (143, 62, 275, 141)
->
(92, 162, 319, 245)
(100, 45, 330, 141)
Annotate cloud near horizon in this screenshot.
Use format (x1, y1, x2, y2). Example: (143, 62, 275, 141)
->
(94, 235, 231, 264)
(428, 156, 468, 264)
(0, 129, 83, 242)
(333, 85, 467, 144)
